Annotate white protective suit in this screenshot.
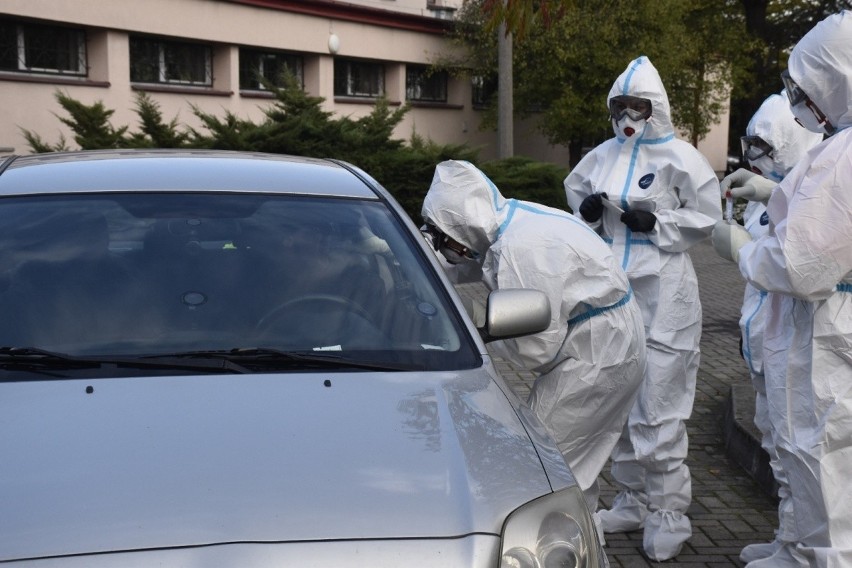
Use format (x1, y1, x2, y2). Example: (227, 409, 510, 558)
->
(564, 56, 722, 561)
(734, 93, 824, 566)
(733, 11, 852, 568)
(422, 160, 646, 517)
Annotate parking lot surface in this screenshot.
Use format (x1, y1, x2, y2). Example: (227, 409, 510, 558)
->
(457, 239, 778, 567)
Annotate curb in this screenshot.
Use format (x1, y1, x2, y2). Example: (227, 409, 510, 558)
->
(722, 384, 780, 501)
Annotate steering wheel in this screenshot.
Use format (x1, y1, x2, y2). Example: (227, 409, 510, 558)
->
(255, 294, 374, 334)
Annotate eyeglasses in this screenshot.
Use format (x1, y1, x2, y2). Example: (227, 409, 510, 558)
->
(740, 135, 774, 162)
(420, 223, 477, 259)
(609, 95, 653, 122)
(781, 69, 807, 106)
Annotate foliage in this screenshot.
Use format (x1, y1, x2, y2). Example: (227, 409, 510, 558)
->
(449, 0, 745, 163)
(479, 156, 570, 211)
(18, 82, 485, 221)
(125, 93, 191, 148)
(380, 133, 480, 220)
(20, 91, 129, 151)
(728, 0, 850, 151)
(20, 130, 69, 154)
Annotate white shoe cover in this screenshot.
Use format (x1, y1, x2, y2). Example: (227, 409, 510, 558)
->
(740, 539, 782, 564)
(598, 491, 648, 533)
(745, 542, 808, 567)
(642, 510, 691, 561)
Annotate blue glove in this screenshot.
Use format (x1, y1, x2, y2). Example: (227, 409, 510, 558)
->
(579, 192, 607, 222)
(620, 210, 656, 232)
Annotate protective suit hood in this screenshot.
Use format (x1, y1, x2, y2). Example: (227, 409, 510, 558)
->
(421, 160, 504, 257)
(747, 92, 824, 177)
(608, 56, 675, 140)
(788, 10, 852, 133)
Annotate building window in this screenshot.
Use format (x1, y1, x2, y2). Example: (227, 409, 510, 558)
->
(0, 19, 87, 76)
(334, 59, 384, 98)
(406, 65, 447, 103)
(130, 36, 211, 86)
(472, 74, 497, 108)
(239, 48, 303, 90)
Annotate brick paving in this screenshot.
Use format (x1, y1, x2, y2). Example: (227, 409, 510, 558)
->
(456, 239, 778, 567)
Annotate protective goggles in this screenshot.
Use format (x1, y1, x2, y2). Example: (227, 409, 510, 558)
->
(420, 223, 478, 260)
(609, 95, 652, 122)
(740, 135, 773, 162)
(781, 69, 807, 106)
(781, 69, 835, 135)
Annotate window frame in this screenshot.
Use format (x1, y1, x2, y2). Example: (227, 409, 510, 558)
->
(405, 64, 448, 103)
(129, 35, 212, 87)
(334, 58, 385, 99)
(239, 48, 303, 91)
(471, 74, 497, 109)
(0, 18, 87, 77)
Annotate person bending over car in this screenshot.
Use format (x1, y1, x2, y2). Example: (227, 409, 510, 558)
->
(421, 159, 646, 543)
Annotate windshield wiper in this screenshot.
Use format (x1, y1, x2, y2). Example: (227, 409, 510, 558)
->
(163, 347, 417, 372)
(0, 346, 414, 375)
(0, 347, 251, 374)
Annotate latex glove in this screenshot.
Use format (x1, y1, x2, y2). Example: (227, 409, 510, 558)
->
(620, 210, 657, 232)
(712, 220, 752, 262)
(579, 192, 607, 222)
(721, 168, 776, 204)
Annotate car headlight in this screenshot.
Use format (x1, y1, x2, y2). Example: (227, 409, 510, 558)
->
(500, 486, 604, 568)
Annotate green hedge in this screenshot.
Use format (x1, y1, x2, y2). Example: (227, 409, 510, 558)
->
(23, 85, 571, 222)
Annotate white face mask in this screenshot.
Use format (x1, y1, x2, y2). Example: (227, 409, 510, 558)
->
(616, 116, 647, 138)
(748, 156, 783, 182)
(790, 100, 826, 134)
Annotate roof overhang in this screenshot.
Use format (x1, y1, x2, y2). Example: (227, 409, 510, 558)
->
(228, 0, 453, 35)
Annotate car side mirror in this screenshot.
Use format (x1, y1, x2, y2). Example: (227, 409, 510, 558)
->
(480, 288, 551, 343)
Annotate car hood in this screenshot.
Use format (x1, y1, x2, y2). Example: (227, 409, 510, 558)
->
(0, 370, 554, 561)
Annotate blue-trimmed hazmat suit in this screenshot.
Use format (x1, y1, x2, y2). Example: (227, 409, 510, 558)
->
(564, 56, 721, 561)
(734, 93, 822, 567)
(713, 11, 852, 568)
(422, 160, 646, 525)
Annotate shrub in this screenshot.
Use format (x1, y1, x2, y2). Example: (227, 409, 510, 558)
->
(21, 85, 569, 221)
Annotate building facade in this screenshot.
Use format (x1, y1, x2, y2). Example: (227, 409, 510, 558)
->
(0, 0, 728, 171)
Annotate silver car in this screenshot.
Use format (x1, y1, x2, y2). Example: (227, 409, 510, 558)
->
(0, 150, 605, 567)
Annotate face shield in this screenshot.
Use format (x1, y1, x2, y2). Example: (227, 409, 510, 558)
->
(781, 69, 835, 135)
(609, 95, 653, 122)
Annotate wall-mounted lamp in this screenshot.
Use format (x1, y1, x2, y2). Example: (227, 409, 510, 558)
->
(328, 33, 340, 55)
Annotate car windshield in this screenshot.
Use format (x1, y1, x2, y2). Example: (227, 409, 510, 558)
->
(0, 193, 480, 376)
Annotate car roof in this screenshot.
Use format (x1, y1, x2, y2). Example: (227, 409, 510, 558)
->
(0, 150, 381, 199)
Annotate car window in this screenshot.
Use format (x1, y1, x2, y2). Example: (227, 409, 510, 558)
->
(0, 193, 481, 375)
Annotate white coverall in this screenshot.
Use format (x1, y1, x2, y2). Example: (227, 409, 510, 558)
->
(735, 94, 823, 566)
(732, 11, 852, 568)
(422, 160, 646, 517)
(564, 56, 721, 561)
